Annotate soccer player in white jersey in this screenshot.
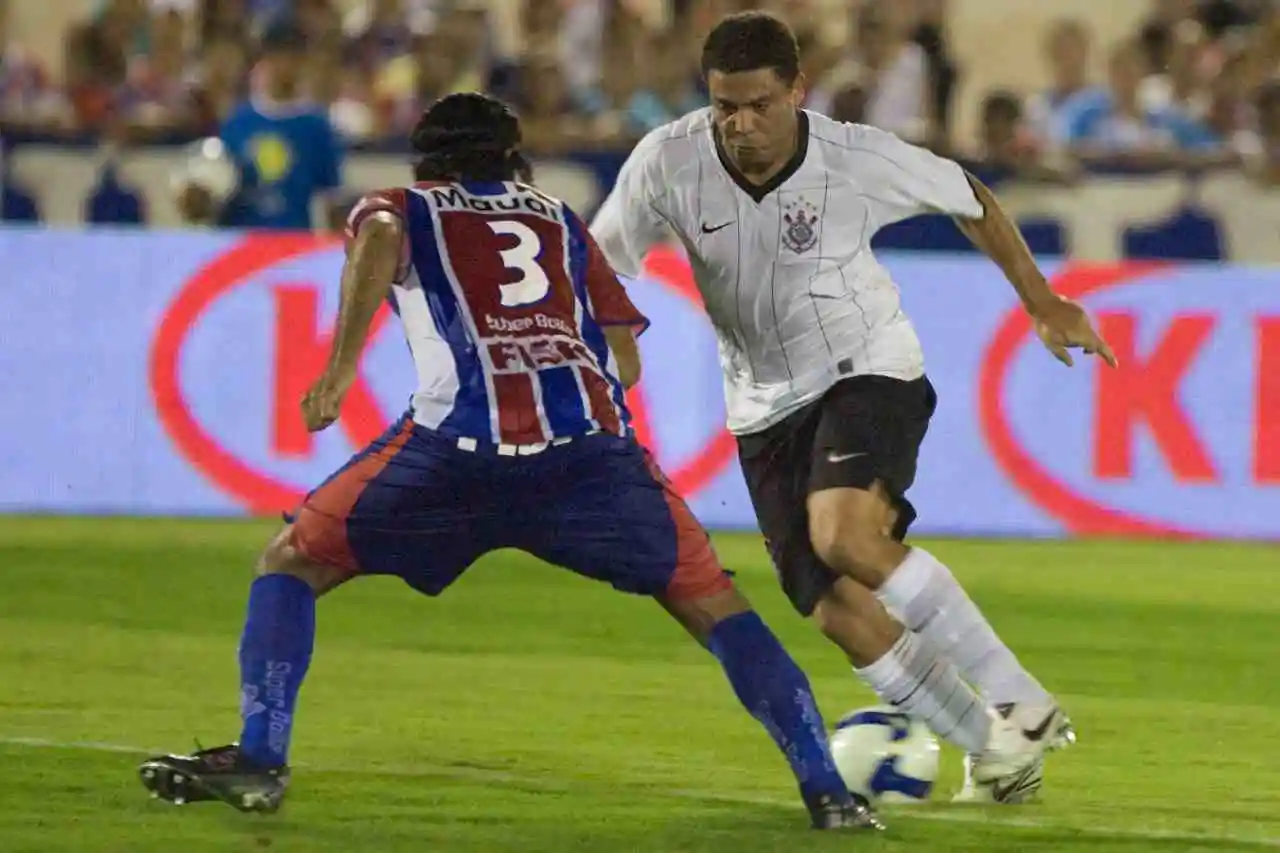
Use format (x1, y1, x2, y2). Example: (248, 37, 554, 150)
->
(590, 12, 1117, 804)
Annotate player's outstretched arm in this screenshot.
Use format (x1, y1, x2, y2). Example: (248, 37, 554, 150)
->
(301, 210, 403, 432)
(850, 123, 1115, 369)
(953, 174, 1117, 369)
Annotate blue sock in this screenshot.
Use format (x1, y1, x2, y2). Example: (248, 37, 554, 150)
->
(237, 574, 315, 768)
(708, 612, 850, 804)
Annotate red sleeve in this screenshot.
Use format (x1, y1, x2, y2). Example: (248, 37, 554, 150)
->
(583, 228, 650, 336)
(345, 188, 410, 280)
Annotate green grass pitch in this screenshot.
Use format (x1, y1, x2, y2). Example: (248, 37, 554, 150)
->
(1, 517, 1278, 852)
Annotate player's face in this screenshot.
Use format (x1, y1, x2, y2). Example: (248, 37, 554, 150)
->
(707, 68, 805, 174)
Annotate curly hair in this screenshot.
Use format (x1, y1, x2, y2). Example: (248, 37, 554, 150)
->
(410, 92, 533, 183)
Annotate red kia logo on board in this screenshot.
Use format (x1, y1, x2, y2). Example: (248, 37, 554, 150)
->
(979, 260, 1280, 539)
(148, 236, 735, 515)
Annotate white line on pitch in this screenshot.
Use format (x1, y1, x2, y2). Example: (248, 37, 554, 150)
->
(3, 736, 157, 754)
(4, 735, 1277, 849)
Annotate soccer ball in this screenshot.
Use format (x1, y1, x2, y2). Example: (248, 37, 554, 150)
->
(830, 706, 940, 805)
(170, 137, 239, 206)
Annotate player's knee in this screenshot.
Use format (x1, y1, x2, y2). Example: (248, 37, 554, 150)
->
(807, 514, 888, 588)
(807, 487, 898, 588)
(256, 526, 347, 595)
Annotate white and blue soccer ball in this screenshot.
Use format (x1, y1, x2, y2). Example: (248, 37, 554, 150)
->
(170, 137, 240, 206)
(830, 706, 940, 804)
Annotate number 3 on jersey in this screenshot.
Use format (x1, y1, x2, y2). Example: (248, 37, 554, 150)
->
(489, 220, 551, 307)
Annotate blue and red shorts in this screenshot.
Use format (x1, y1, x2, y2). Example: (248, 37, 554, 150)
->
(289, 415, 731, 600)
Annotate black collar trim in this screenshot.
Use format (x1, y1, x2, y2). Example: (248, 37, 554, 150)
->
(713, 110, 809, 203)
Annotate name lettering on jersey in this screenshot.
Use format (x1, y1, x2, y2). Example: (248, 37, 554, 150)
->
(486, 334, 602, 376)
(426, 185, 564, 225)
(483, 313, 576, 337)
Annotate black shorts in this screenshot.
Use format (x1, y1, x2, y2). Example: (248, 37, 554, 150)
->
(736, 374, 937, 616)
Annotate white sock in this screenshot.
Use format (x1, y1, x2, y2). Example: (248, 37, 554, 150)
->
(877, 547, 1051, 707)
(855, 630, 991, 754)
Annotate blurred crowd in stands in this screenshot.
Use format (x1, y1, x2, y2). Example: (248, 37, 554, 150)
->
(3, 0, 1280, 182)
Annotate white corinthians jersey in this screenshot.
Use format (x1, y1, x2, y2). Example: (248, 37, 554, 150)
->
(590, 108, 984, 435)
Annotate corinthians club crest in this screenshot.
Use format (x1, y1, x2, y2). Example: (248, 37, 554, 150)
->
(781, 198, 820, 253)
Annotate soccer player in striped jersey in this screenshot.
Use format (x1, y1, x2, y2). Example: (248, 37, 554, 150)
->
(136, 93, 881, 832)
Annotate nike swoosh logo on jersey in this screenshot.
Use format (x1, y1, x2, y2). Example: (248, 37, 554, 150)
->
(1022, 708, 1060, 742)
(827, 451, 867, 463)
(701, 221, 732, 234)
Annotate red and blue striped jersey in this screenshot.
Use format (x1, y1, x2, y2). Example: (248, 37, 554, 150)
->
(345, 180, 649, 445)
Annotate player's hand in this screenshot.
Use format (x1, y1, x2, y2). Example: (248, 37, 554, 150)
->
(1030, 296, 1118, 368)
(301, 374, 349, 433)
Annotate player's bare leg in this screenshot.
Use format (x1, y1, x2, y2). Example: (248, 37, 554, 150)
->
(807, 484, 1071, 799)
(138, 524, 342, 813)
(659, 586, 882, 831)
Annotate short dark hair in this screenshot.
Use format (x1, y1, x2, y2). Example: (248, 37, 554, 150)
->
(410, 92, 533, 183)
(981, 91, 1023, 125)
(700, 11, 800, 84)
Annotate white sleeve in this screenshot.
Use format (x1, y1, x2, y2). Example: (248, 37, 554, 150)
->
(589, 135, 669, 279)
(854, 125, 985, 229)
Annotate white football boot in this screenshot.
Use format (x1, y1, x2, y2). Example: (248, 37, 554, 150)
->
(952, 753, 1044, 804)
(953, 702, 1076, 804)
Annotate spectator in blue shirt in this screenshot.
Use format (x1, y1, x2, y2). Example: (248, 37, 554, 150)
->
(182, 18, 343, 229)
(1058, 39, 1221, 168)
(1023, 19, 1105, 149)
